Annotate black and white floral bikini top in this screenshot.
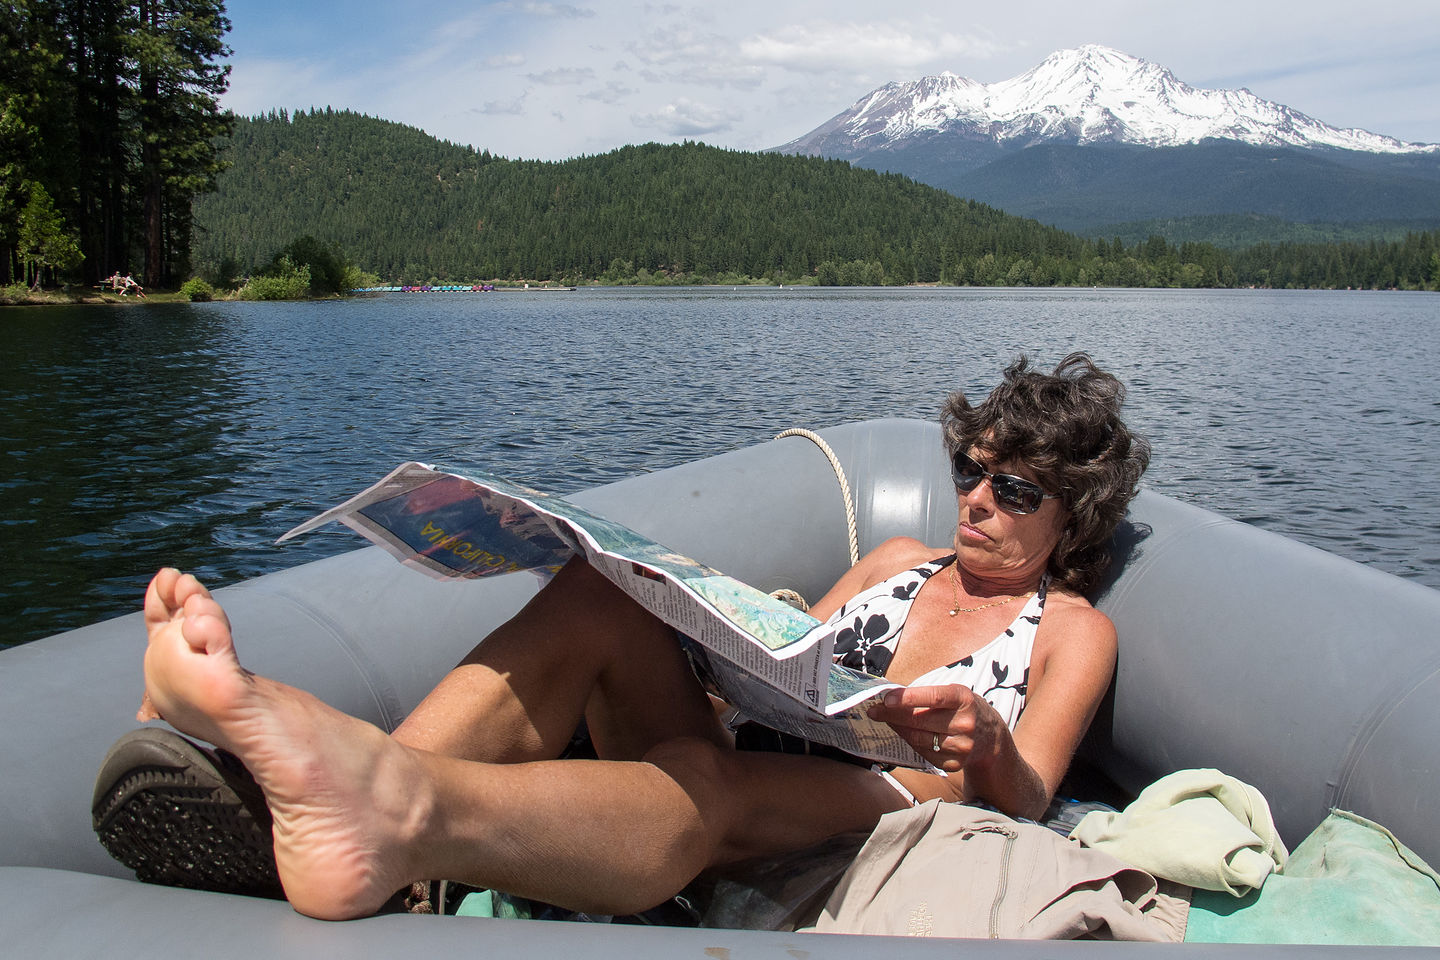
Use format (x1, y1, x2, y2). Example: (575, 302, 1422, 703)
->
(827, 555, 1048, 730)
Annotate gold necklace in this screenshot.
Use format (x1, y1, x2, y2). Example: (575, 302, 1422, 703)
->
(947, 563, 1033, 616)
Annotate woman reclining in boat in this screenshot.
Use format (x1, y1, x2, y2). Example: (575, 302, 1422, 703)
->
(99, 352, 1149, 920)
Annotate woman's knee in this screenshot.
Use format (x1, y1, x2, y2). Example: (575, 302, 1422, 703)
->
(547, 559, 667, 640)
(641, 736, 733, 798)
(549, 556, 628, 604)
(459, 558, 652, 665)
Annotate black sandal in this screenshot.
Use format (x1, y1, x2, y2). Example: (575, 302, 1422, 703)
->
(91, 727, 284, 899)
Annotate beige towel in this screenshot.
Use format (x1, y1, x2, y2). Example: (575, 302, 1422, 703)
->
(1071, 768, 1288, 896)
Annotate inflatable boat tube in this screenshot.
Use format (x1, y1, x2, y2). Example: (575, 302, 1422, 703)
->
(1, 418, 1436, 957)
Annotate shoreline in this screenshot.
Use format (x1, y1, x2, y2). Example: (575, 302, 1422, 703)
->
(5, 281, 1429, 308)
(0, 287, 190, 307)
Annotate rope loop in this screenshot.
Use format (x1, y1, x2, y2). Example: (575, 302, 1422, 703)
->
(773, 428, 860, 568)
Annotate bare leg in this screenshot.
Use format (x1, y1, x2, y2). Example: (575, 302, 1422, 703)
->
(392, 559, 726, 762)
(411, 738, 908, 913)
(138, 568, 909, 919)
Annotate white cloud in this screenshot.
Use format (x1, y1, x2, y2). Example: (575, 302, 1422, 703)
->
(626, 24, 721, 66)
(619, 16, 1000, 94)
(385, 13, 501, 75)
(492, 1, 596, 18)
(637, 62, 766, 90)
(221, 56, 355, 117)
(738, 21, 1005, 74)
(580, 80, 636, 104)
(527, 67, 596, 85)
(473, 93, 529, 116)
(632, 97, 741, 136)
(623, 24, 764, 88)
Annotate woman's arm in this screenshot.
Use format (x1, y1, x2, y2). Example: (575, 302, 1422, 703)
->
(868, 602, 1117, 820)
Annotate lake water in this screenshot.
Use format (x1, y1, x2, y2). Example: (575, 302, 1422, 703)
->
(3, 286, 1437, 649)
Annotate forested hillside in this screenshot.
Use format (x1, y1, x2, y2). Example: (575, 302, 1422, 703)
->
(1095, 214, 1440, 250)
(884, 140, 1440, 235)
(193, 109, 1082, 285)
(193, 110, 1440, 291)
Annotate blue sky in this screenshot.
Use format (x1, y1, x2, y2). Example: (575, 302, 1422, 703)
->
(218, 0, 1440, 161)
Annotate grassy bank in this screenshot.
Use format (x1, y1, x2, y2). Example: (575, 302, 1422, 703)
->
(0, 283, 197, 306)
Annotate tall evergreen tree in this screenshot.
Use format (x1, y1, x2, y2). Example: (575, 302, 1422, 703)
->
(131, 0, 231, 285)
(58, 0, 129, 280)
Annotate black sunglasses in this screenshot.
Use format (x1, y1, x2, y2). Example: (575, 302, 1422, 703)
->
(951, 451, 1058, 515)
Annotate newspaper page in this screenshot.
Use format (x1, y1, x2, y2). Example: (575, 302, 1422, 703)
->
(280, 462, 928, 768)
(279, 463, 837, 702)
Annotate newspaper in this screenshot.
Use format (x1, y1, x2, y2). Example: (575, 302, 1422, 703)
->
(281, 462, 928, 767)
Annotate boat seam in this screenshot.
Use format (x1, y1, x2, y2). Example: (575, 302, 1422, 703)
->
(1330, 652, 1440, 812)
(243, 585, 402, 732)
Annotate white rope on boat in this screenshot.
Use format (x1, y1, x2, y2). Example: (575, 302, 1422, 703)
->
(773, 428, 860, 569)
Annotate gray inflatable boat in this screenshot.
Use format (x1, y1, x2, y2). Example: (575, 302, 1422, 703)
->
(2, 419, 1436, 957)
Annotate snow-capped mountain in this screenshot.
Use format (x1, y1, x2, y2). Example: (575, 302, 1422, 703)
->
(778, 45, 1437, 156)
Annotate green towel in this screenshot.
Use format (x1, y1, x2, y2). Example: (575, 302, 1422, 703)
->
(1186, 810, 1440, 946)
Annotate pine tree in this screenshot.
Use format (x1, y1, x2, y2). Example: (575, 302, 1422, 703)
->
(131, 0, 232, 285)
(0, 0, 67, 282)
(17, 180, 82, 287)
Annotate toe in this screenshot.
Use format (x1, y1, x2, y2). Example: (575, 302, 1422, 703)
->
(144, 568, 184, 627)
(181, 608, 234, 657)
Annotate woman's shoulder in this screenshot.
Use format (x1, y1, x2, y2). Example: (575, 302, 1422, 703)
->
(808, 537, 950, 621)
(1036, 586, 1117, 660)
(1039, 584, 1111, 627)
(862, 536, 950, 576)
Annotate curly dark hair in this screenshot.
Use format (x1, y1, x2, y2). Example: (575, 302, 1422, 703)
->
(941, 353, 1150, 595)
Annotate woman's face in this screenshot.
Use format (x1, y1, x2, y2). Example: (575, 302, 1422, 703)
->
(952, 447, 1068, 588)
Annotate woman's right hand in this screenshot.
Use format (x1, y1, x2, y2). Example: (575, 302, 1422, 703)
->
(867, 683, 1006, 775)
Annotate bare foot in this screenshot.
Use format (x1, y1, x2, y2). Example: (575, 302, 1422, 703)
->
(138, 569, 429, 919)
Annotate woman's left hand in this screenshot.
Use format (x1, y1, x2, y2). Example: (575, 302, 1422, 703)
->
(866, 683, 1005, 774)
